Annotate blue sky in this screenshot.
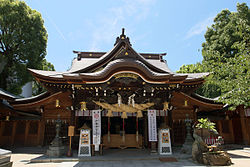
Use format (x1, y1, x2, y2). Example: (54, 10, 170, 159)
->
(24, 0, 248, 72)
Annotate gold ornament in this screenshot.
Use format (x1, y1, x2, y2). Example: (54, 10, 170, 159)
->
(80, 102, 87, 111)
(184, 100, 188, 107)
(106, 110, 113, 117)
(56, 99, 60, 107)
(163, 102, 169, 110)
(137, 111, 143, 118)
(121, 112, 128, 119)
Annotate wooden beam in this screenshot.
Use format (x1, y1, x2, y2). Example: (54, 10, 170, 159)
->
(0, 122, 4, 144)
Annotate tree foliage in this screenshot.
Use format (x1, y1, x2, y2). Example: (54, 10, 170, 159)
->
(32, 59, 55, 96)
(0, 0, 48, 94)
(195, 118, 217, 133)
(178, 3, 250, 109)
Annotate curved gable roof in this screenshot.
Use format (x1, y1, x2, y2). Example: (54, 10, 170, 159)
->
(69, 30, 172, 74)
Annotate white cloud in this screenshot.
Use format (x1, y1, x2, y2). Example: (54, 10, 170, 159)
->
(185, 16, 214, 39)
(87, 0, 156, 51)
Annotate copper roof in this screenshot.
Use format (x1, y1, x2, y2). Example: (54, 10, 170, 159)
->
(28, 29, 209, 84)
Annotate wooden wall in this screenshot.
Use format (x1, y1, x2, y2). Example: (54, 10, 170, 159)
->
(214, 120, 235, 144)
(0, 120, 44, 147)
(171, 108, 195, 145)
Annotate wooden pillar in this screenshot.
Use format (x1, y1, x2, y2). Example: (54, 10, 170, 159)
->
(37, 121, 41, 145)
(39, 117, 46, 146)
(248, 118, 250, 145)
(151, 141, 157, 154)
(38, 107, 46, 146)
(193, 107, 198, 122)
(239, 105, 249, 144)
(108, 117, 111, 143)
(24, 121, 30, 146)
(229, 120, 235, 143)
(11, 121, 17, 146)
(122, 118, 125, 144)
(217, 120, 222, 135)
(144, 114, 148, 148)
(0, 121, 4, 138)
(0, 122, 4, 146)
(136, 117, 139, 143)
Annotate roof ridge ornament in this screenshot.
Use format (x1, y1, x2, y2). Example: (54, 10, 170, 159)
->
(114, 28, 131, 46)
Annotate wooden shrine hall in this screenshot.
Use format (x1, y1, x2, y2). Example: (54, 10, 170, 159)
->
(0, 29, 224, 151)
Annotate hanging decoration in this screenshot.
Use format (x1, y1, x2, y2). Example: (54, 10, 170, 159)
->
(128, 94, 135, 107)
(106, 110, 113, 117)
(56, 99, 59, 107)
(137, 111, 143, 118)
(163, 102, 169, 110)
(121, 112, 128, 119)
(80, 102, 87, 111)
(117, 93, 122, 106)
(184, 100, 188, 107)
(93, 101, 154, 119)
(95, 88, 98, 96)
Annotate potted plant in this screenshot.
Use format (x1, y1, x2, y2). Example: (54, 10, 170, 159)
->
(194, 118, 218, 139)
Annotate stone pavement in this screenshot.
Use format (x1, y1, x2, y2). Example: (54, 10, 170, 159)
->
(8, 145, 250, 167)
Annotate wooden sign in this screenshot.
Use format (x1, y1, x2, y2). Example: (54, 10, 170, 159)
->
(158, 128, 172, 155)
(78, 129, 91, 156)
(68, 126, 75, 136)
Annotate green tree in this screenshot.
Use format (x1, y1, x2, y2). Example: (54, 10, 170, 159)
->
(178, 3, 250, 109)
(177, 64, 222, 98)
(0, 0, 48, 94)
(32, 59, 55, 96)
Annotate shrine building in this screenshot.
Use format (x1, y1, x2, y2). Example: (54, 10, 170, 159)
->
(0, 29, 225, 152)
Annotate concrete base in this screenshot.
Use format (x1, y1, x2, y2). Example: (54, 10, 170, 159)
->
(0, 149, 12, 167)
(46, 145, 66, 157)
(180, 145, 193, 155)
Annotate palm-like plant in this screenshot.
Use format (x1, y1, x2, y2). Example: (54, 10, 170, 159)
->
(195, 118, 218, 134)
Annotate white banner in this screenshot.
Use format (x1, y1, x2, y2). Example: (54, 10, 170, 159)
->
(148, 110, 157, 141)
(92, 110, 101, 151)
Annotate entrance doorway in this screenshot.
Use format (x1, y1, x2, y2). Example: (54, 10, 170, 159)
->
(102, 116, 145, 149)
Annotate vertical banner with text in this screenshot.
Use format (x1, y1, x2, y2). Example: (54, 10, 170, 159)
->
(92, 110, 101, 151)
(148, 110, 157, 141)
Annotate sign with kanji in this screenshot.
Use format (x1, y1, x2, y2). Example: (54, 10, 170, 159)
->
(148, 110, 157, 141)
(92, 110, 101, 151)
(158, 128, 172, 155)
(78, 129, 91, 156)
